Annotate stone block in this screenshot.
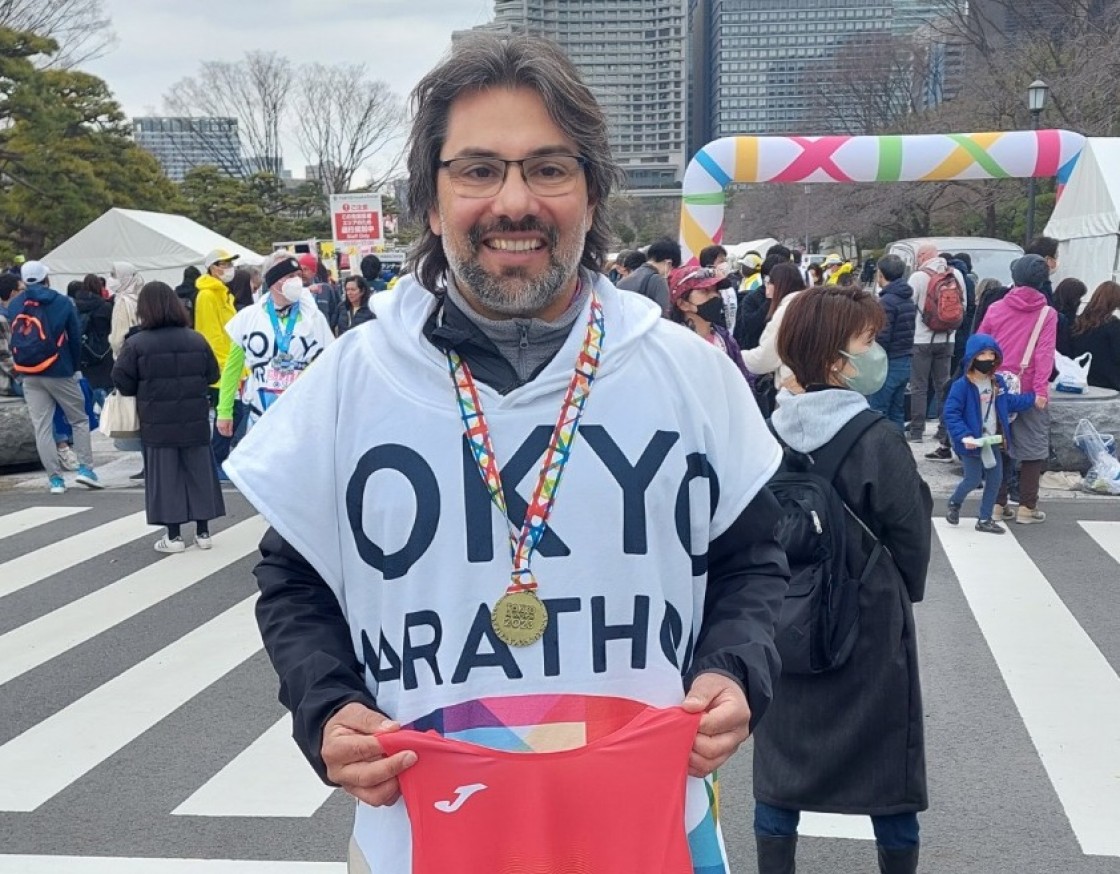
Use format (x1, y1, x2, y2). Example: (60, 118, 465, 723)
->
(0, 396, 40, 469)
(1048, 386, 1120, 472)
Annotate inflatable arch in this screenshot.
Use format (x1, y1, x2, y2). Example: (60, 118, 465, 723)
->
(679, 130, 1087, 265)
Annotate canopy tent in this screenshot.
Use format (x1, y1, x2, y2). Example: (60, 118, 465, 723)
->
(42, 208, 262, 289)
(1045, 138, 1120, 291)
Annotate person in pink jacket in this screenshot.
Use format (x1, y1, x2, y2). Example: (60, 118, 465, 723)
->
(977, 254, 1057, 524)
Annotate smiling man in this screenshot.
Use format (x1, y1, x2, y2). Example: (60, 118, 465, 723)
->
(225, 34, 789, 874)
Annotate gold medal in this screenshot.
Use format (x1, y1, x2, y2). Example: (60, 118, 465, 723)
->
(491, 590, 549, 647)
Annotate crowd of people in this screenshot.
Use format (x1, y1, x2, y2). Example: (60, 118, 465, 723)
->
(2, 28, 1118, 874)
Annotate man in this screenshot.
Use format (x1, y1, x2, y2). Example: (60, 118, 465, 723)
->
(226, 34, 788, 874)
(868, 255, 916, 432)
(299, 253, 341, 331)
(359, 254, 388, 292)
(7, 261, 103, 493)
(698, 244, 728, 272)
(175, 266, 201, 327)
(617, 237, 680, 316)
(195, 249, 240, 471)
(907, 243, 966, 446)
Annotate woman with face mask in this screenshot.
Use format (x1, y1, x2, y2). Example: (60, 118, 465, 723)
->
(214, 253, 334, 443)
(108, 261, 145, 358)
(752, 285, 933, 874)
(667, 266, 752, 384)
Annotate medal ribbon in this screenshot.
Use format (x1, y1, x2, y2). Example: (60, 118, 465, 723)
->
(266, 299, 300, 356)
(448, 288, 605, 596)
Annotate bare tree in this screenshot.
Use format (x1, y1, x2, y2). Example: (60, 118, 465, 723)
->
(0, 0, 115, 68)
(164, 51, 294, 178)
(292, 64, 404, 195)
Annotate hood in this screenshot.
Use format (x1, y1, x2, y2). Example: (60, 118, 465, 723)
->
(881, 277, 913, 299)
(962, 332, 1002, 373)
(770, 386, 871, 454)
(1002, 285, 1048, 313)
(920, 256, 949, 274)
(22, 282, 59, 304)
(112, 261, 144, 301)
(369, 270, 662, 406)
(196, 273, 229, 295)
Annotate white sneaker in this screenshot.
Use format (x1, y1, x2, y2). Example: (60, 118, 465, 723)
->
(57, 445, 79, 471)
(195, 533, 212, 550)
(154, 536, 186, 554)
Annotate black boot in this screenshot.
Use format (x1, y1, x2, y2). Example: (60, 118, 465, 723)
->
(756, 835, 797, 874)
(877, 844, 919, 874)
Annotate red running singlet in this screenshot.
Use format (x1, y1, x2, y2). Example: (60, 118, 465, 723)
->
(379, 705, 701, 874)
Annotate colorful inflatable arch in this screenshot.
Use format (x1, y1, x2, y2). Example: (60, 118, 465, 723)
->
(679, 130, 1087, 265)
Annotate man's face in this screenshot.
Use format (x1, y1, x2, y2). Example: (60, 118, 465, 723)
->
(299, 265, 315, 285)
(429, 86, 595, 318)
(1046, 255, 1059, 274)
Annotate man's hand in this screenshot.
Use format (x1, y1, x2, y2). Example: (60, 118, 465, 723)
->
(216, 418, 234, 437)
(681, 672, 752, 778)
(321, 702, 416, 807)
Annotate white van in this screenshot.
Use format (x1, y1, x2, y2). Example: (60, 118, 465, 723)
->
(886, 237, 1023, 285)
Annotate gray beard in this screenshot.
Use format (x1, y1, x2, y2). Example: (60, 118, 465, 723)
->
(451, 256, 573, 318)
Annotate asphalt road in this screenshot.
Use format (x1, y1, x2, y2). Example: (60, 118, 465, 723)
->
(0, 487, 1118, 873)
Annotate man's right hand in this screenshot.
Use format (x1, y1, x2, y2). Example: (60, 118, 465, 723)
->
(216, 418, 234, 437)
(321, 702, 416, 807)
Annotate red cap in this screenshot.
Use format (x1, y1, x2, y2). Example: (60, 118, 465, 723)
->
(297, 253, 319, 271)
(668, 266, 722, 304)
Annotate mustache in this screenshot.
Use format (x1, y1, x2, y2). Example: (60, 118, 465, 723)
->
(468, 217, 559, 249)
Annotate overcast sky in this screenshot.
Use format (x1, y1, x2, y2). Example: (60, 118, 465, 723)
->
(83, 0, 496, 179)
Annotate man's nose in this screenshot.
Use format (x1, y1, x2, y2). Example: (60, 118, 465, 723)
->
(488, 163, 538, 220)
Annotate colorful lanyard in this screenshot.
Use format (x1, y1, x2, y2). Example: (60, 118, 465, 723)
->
(266, 300, 299, 356)
(447, 288, 605, 645)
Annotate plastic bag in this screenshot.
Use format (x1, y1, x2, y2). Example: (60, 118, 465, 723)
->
(1074, 418, 1120, 495)
(1053, 352, 1092, 394)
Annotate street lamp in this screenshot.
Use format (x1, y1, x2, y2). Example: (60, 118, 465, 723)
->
(1025, 79, 1050, 244)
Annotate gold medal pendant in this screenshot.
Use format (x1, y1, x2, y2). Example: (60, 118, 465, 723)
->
(491, 590, 549, 647)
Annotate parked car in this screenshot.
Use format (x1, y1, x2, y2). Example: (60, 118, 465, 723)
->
(887, 237, 1023, 285)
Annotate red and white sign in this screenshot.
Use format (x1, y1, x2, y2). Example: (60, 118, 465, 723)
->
(330, 193, 383, 246)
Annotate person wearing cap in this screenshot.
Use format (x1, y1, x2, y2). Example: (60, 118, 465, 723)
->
(822, 253, 845, 285)
(978, 254, 1057, 525)
(299, 252, 341, 333)
(669, 265, 751, 384)
(195, 249, 240, 466)
(7, 261, 104, 493)
(739, 253, 764, 295)
(215, 251, 333, 440)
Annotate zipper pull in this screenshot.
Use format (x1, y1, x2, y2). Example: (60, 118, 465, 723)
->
(519, 323, 529, 350)
(811, 510, 823, 535)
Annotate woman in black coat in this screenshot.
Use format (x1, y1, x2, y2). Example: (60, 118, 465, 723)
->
(75, 273, 115, 404)
(335, 275, 374, 335)
(753, 286, 933, 874)
(112, 282, 225, 553)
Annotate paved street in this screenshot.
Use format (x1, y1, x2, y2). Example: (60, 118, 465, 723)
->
(0, 485, 1117, 873)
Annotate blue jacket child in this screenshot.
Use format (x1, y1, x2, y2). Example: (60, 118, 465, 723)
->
(943, 333, 1035, 457)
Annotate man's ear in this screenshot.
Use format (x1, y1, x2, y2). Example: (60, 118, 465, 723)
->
(429, 207, 443, 237)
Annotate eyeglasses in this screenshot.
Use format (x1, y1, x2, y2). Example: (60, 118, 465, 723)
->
(438, 154, 588, 198)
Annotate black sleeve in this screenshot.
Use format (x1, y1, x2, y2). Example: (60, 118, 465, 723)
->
(111, 341, 138, 395)
(254, 527, 378, 784)
(686, 486, 790, 732)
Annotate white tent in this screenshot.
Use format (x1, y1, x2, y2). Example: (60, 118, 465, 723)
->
(1045, 138, 1120, 290)
(42, 208, 263, 289)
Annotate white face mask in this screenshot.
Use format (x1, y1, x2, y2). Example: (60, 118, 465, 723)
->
(279, 277, 303, 304)
(219, 267, 236, 283)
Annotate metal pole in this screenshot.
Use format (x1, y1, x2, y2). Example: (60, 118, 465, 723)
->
(1025, 109, 1040, 245)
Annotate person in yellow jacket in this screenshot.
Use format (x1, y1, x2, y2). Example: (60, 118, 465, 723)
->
(195, 248, 240, 474)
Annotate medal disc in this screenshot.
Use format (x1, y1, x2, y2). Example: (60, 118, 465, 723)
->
(491, 590, 548, 647)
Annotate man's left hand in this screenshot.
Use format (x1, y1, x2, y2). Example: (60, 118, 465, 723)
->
(681, 672, 752, 778)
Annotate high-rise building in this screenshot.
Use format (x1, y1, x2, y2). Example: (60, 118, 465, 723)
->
(462, 1, 690, 192)
(132, 117, 243, 182)
(697, 0, 962, 140)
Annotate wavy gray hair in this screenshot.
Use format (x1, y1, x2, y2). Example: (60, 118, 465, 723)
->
(404, 34, 622, 292)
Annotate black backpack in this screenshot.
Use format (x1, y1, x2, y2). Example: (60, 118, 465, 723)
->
(768, 409, 885, 675)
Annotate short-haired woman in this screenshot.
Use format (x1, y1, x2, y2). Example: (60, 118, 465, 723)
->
(112, 282, 225, 553)
(752, 285, 933, 874)
(1070, 280, 1120, 390)
(336, 275, 374, 335)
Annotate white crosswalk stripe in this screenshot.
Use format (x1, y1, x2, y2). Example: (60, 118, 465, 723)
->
(1, 502, 1118, 869)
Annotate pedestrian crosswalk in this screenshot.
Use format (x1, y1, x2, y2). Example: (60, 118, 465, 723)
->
(0, 499, 1118, 871)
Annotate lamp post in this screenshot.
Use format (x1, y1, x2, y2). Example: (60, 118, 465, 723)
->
(1025, 79, 1050, 245)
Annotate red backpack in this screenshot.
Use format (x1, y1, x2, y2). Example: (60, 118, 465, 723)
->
(920, 267, 965, 333)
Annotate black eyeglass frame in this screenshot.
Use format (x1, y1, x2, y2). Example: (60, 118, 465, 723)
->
(437, 154, 590, 197)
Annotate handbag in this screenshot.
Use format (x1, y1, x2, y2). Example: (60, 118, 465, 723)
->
(98, 389, 139, 438)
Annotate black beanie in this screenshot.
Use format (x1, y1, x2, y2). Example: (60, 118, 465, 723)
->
(1011, 254, 1049, 291)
